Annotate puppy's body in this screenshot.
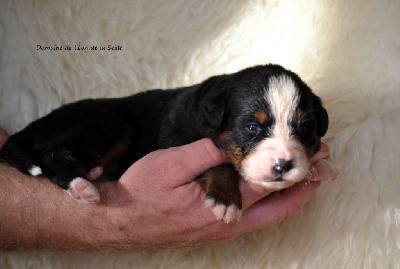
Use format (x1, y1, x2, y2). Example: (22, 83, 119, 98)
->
(0, 64, 332, 223)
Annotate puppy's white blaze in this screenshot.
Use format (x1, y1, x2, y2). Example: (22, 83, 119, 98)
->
(29, 166, 42, 176)
(266, 75, 300, 143)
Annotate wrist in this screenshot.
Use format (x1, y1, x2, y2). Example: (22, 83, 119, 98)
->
(34, 182, 114, 251)
(92, 182, 135, 251)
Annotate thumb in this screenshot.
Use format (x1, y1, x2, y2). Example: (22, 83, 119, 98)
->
(169, 138, 226, 186)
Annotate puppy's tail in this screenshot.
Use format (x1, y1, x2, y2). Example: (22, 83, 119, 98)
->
(0, 136, 43, 177)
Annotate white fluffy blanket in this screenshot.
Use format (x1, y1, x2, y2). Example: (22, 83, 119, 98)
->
(1, 0, 399, 268)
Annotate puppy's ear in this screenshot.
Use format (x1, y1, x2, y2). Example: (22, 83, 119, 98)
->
(202, 91, 225, 128)
(316, 107, 329, 137)
(314, 96, 329, 137)
(198, 75, 227, 128)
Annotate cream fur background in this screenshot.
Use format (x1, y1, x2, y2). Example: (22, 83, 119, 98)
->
(1, 0, 399, 268)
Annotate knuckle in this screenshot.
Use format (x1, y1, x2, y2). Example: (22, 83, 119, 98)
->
(203, 139, 225, 163)
(164, 155, 189, 173)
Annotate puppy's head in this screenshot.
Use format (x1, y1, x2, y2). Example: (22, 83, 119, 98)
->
(199, 64, 328, 189)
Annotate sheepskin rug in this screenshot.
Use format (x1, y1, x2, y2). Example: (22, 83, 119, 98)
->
(1, 0, 399, 268)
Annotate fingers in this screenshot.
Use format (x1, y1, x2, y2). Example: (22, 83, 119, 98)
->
(307, 159, 340, 182)
(0, 128, 9, 149)
(154, 138, 227, 187)
(235, 180, 320, 234)
(174, 138, 227, 184)
(180, 138, 226, 167)
(308, 142, 339, 181)
(319, 142, 329, 153)
(310, 142, 330, 164)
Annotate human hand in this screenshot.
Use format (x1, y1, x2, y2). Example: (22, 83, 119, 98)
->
(307, 143, 340, 182)
(100, 139, 327, 250)
(0, 127, 331, 250)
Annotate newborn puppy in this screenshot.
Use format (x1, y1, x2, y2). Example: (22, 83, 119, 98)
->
(0, 64, 338, 223)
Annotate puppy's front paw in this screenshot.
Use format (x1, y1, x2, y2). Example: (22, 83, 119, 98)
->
(307, 159, 340, 182)
(205, 197, 242, 224)
(67, 177, 100, 203)
(197, 165, 242, 224)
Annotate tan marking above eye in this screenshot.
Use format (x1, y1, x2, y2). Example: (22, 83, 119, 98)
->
(253, 110, 269, 124)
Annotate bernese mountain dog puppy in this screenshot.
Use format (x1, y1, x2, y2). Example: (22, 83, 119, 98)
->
(0, 64, 334, 223)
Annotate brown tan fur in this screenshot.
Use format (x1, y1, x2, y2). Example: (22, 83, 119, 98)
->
(99, 135, 130, 167)
(198, 165, 242, 209)
(217, 132, 244, 170)
(253, 110, 270, 125)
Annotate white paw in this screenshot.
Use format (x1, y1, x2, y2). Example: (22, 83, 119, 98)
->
(29, 165, 42, 176)
(205, 198, 242, 224)
(67, 177, 100, 203)
(307, 159, 340, 182)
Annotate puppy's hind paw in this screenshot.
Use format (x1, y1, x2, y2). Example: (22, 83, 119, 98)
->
(205, 198, 242, 224)
(67, 177, 100, 203)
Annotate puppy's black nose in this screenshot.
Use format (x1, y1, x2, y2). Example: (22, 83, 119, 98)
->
(274, 158, 293, 174)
